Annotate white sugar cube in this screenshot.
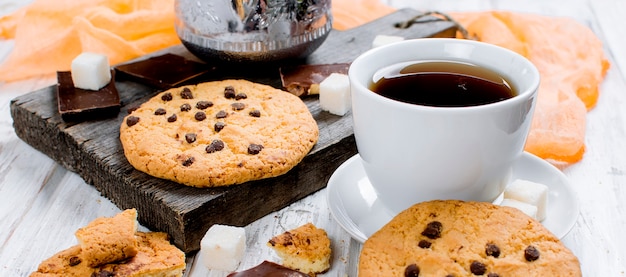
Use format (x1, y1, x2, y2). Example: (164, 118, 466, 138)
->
(71, 52, 111, 90)
(200, 224, 246, 271)
(504, 179, 549, 221)
(319, 73, 351, 116)
(372, 35, 404, 48)
(500, 198, 538, 220)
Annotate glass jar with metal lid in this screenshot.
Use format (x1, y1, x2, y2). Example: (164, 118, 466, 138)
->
(175, 0, 332, 64)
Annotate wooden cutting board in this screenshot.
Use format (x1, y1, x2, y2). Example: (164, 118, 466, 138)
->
(10, 9, 456, 253)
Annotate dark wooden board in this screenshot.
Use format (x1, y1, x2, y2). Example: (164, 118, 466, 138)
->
(10, 9, 456, 253)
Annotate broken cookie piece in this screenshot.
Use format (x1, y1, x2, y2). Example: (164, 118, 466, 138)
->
(30, 209, 186, 277)
(30, 232, 185, 277)
(267, 223, 331, 276)
(74, 209, 139, 267)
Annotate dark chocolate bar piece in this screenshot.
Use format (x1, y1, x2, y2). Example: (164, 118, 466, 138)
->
(114, 53, 210, 89)
(279, 63, 350, 97)
(227, 261, 308, 277)
(57, 70, 120, 122)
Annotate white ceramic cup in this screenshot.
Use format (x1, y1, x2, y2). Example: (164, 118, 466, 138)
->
(349, 38, 540, 214)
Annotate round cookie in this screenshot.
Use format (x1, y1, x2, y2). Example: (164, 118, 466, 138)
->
(358, 200, 581, 277)
(120, 79, 319, 187)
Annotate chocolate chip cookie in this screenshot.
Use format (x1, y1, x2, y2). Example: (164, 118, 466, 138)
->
(359, 200, 581, 276)
(119, 79, 319, 187)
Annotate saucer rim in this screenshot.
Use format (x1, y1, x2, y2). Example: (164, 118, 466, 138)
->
(326, 152, 580, 243)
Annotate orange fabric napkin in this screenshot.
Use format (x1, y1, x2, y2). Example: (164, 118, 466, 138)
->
(331, 0, 395, 31)
(0, 0, 179, 82)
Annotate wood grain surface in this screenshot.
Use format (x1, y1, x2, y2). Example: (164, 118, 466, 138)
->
(8, 9, 456, 253)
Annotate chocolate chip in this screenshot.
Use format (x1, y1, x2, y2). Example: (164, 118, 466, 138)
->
(268, 239, 277, 247)
(206, 140, 225, 153)
(485, 243, 501, 258)
(487, 273, 500, 277)
(127, 106, 139, 114)
(182, 156, 195, 166)
(470, 261, 487, 275)
(92, 271, 115, 277)
(421, 221, 442, 239)
(126, 116, 140, 127)
(195, 111, 206, 121)
(154, 108, 166, 115)
(167, 114, 177, 122)
(231, 102, 245, 111)
(235, 92, 247, 100)
(224, 85, 236, 99)
(180, 87, 193, 99)
(418, 240, 431, 249)
(404, 264, 420, 277)
(185, 133, 197, 143)
(180, 103, 191, 112)
(196, 100, 213, 110)
(214, 122, 225, 132)
(248, 143, 264, 154)
(524, 245, 540, 261)
(69, 256, 82, 266)
(161, 92, 173, 101)
(249, 109, 261, 117)
(216, 110, 228, 119)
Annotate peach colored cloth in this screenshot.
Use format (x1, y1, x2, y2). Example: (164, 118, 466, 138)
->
(331, 0, 395, 30)
(0, 0, 179, 82)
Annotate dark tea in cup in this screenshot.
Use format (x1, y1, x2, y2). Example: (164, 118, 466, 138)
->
(370, 61, 516, 107)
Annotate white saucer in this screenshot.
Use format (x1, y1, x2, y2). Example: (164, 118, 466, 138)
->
(327, 152, 579, 243)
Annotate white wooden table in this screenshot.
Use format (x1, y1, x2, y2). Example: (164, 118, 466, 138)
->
(1, 0, 625, 276)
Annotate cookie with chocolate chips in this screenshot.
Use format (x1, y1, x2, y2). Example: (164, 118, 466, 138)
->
(119, 79, 319, 187)
(359, 200, 581, 277)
